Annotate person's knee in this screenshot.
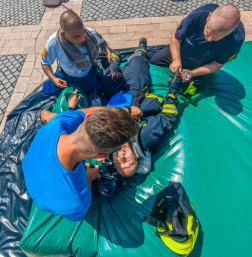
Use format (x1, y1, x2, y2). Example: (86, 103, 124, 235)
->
(150, 55, 155, 64)
(40, 109, 48, 124)
(43, 80, 61, 96)
(40, 109, 55, 124)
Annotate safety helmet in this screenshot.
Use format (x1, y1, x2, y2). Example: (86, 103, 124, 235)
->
(144, 181, 199, 256)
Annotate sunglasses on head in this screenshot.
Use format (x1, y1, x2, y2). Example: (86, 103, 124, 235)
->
(110, 146, 121, 155)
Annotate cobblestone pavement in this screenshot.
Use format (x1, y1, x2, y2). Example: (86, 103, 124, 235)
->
(0, 0, 45, 27)
(0, 55, 26, 122)
(81, 0, 252, 21)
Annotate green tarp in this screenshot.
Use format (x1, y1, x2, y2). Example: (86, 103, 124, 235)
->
(20, 41, 252, 257)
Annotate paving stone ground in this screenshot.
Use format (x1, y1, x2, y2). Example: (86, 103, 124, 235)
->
(81, 0, 252, 21)
(0, 0, 45, 27)
(0, 55, 26, 122)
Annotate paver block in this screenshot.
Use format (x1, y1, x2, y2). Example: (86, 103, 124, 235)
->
(0, 54, 26, 123)
(80, 0, 252, 21)
(0, 0, 45, 27)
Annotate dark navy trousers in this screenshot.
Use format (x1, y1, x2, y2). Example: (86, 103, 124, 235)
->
(43, 68, 100, 96)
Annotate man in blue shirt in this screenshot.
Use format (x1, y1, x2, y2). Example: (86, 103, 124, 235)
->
(22, 107, 139, 222)
(150, 4, 245, 96)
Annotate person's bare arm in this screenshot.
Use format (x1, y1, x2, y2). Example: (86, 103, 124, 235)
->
(183, 61, 224, 81)
(79, 106, 105, 114)
(79, 106, 143, 118)
(41, 63, 67, 88)
(169, 34, 182, 73)
(99, 41, 114, 62)
(41, 102, 143, 124)
(41, 63, 55, 81)
(40, 109, 57, 124)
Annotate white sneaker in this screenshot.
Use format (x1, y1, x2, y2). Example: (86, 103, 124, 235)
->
(136, 150, 152, 175)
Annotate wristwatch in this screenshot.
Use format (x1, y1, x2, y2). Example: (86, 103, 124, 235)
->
(125, 106, 131, 114)
(68, 107, 75, 110)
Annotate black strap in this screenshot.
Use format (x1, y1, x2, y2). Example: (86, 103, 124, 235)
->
(125, 106, 131, 114)
(131, 85, 149, 107)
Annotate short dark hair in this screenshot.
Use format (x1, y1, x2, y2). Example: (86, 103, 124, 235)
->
(85, 107, 139, 152)
(60, 10, 83, 32)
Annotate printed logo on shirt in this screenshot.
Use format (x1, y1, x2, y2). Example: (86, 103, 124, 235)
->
(228, 53, 238, 62)
(96, 31, 103, 38)
(42, 47, 47, 58)
(177, 21, 183, 30)
(203, 51, 210, 57)
(186, 38, 193, 46)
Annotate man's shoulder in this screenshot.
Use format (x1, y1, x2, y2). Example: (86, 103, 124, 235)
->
(190, 4, 219, 17)
(85, 27, 96, 34)
(50, 110, 86, 126)
(85, 27, 102, 38)
(235, 21, 245, 42)
(46, 31, 59, 48)
(224, 21, 245, 48)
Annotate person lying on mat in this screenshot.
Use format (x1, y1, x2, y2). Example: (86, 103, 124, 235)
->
(97, 38, 182, 177)
(41, 10, 113, 96)
(22, 107, 139, 222)
(150, 4, 245, 97)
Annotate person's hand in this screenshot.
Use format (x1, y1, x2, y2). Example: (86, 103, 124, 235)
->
(92, 60, 98, 67)
(68, 89, 81, 109)
(125, 106, 143, 119)
(85, 163, 101, 181)
(181, 69, 194, 82)
(169, 59, 182, 73)
(107, 53, 115, 63)
(52, 77, 68, 88)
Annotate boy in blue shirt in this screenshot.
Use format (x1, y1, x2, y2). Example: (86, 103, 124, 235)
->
(22, 107, 139, 222)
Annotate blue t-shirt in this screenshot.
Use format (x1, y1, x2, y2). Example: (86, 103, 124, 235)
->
(22, 110, 91, 222)
(175, 4, 245, 70)
(106, 93, 133, 108)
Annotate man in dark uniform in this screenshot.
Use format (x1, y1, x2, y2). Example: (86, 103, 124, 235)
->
(150, 4, 245, 96)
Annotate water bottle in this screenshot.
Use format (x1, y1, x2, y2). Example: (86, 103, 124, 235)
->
(181, 70, 191, 80)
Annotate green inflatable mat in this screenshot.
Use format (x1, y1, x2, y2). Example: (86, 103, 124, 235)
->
(52, 84, 89, 113)
(20, 41, 252, 257)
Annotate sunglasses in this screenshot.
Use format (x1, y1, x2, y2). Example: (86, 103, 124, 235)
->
(109, 146, 121, 155)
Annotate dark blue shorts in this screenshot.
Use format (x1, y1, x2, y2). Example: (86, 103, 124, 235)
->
(43, 67, 101, 96)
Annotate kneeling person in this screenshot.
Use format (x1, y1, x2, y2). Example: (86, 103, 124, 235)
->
(22, 107, 139, 222)
(41, 10, 113, 96)
(150, 4, 245, 96)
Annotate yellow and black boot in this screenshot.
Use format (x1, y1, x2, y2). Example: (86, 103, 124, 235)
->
(134, 38, 147, 56)
(182, 78, 202, 97)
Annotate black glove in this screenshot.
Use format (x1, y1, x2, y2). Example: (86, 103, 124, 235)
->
(109, 59, 124, 83)
(168, 71, 183, 98)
